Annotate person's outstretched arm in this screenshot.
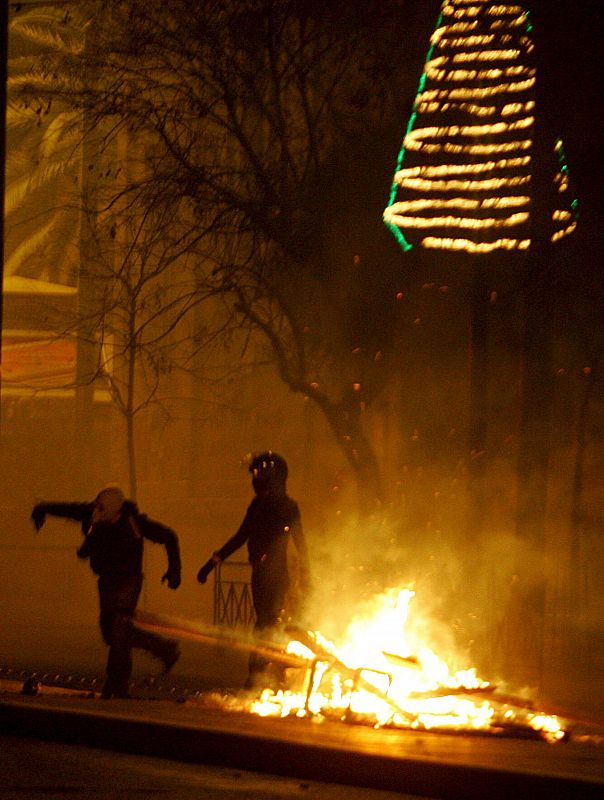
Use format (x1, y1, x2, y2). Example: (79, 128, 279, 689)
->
(197, 507, 253, 584)
(31, 501, 94, 534)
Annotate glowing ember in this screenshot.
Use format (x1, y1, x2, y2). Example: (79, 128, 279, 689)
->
(244, 589, 565, 742)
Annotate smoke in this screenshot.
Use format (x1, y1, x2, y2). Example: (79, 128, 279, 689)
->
(301, 504, 585, 689)
(302, 509, 474, 664)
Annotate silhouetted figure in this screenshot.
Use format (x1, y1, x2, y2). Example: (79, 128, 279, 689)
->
(197, 452, 311, 688)
(31, 486, 181, 699)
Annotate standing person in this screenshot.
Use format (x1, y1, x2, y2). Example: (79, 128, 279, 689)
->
(31, 485, 182, 699)
(197, 452, 311, 689)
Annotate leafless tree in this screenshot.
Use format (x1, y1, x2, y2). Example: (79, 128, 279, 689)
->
(13, 0, 422, 508)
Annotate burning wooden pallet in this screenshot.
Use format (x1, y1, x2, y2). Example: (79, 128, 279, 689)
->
(135, 610, 566, 741)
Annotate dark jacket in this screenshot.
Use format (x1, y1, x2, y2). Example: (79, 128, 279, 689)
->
(37, 500, 181, 579)
(215, 493, 309, 584)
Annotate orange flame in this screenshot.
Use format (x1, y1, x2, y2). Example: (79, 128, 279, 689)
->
(248, 589, 565, 741)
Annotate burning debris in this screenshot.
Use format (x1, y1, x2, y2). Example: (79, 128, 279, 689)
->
(136, 588, 566, 742)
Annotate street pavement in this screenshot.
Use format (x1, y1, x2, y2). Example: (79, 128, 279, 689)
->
(1, 734, 425, 800)
(1, 678, 604, 800)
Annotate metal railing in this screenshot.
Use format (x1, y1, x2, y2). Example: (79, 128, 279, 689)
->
(213, 560, 255, 629)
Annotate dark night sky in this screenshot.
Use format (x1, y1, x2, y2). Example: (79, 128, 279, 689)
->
(538, 1, 604, 316)
(538, 2, 604, 218)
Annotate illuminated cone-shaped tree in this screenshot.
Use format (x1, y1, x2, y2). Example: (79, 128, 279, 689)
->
(384, 1, 577, 255)
(384, 0, 579, 687)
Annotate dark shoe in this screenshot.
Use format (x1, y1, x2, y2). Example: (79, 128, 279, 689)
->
(100, 682, 131, 699)
(21, 677, 41, 696)
(161, 641, 181, 675)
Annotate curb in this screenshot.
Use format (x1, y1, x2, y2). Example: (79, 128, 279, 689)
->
(1, 696, 603, 800)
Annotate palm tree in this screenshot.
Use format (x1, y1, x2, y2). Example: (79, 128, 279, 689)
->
(6, 4, 84, 286)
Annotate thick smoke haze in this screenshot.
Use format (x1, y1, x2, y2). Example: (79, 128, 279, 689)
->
(1, 0, 603, 726)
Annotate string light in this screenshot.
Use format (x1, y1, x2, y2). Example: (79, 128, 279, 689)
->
(405, 118, 534, 145)
(422, 237, 531, 253)
(417, 79, 536, 101)
(395, 176, 531, 193)
(501, 101, 534, 116)
(385, 212, 529, 230)
(395, 157, 530, 180)
(385, 196, 530, 213)
(452, 49, 521, 60)
(551, 222, 577, 243)
(415, 100, 536, 119)
(432, 22, 479, 43)
(491, 15, 528, 29)
(439, 35, 497, 48)
(425, 66, 534, 81)
(486, 6, 525, 16)
(404, 140, 532, 155)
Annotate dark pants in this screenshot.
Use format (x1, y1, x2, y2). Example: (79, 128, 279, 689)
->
(247, 562, 288, 687)
(98, 574, 173, 694)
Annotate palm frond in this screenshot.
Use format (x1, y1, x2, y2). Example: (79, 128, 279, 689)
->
(4, 217, 57, 277)
(52, 224, 81, 284)
(39, 113, 81, 159)
(8, 71, 78, 94)
(6, 148, 39, 173)
(5, 152, 80, 215)
(6, 53, 50, 76)
(6, 103, 41, 130)
(10, 22, 83, 56)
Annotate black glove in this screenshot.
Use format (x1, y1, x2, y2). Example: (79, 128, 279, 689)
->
(197, 558, 216, 585)
(161, 570, 181, 590)
(31, 504, 47, 531)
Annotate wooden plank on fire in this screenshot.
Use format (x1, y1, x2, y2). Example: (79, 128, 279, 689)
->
(405, 685, 536, 711)
(408, 686, 495, 700)
(381, 651, 420, 668)
(134, 611, 309, 669)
